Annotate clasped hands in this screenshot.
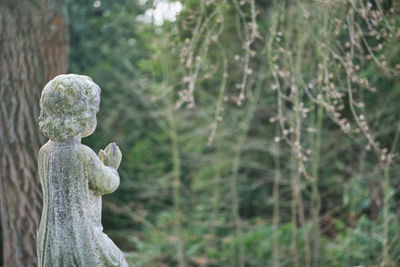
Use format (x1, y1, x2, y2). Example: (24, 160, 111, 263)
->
(98, 143, 122, 169)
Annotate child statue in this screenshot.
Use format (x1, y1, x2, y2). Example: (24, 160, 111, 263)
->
(37, 74, 129, 266)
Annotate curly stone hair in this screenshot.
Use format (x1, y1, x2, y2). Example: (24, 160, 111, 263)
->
(39, 74, 101, 141)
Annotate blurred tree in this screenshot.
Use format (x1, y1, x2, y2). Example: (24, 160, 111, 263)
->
(0, 0, 68, 265)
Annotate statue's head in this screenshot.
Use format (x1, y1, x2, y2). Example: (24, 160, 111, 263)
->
(39, 74, 101, 141)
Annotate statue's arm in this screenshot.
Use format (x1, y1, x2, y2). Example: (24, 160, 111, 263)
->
(90, 163, 120, 195)
(81, 146, 120, 195)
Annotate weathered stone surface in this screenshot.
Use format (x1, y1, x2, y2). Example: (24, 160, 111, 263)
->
(37, 74, 129, 266)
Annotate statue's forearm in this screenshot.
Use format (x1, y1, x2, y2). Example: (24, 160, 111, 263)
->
(89, 164, 120, 195)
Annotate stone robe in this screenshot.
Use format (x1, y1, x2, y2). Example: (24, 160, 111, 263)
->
(37, 140, 129, 267)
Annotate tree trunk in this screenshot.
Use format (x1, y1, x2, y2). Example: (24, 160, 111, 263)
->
(0, 0, 68, 265)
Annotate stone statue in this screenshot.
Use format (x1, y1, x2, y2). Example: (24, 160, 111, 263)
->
(37, 74, 129, 266)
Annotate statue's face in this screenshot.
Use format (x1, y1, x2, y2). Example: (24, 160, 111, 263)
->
(81, 112, 97, 138)
(81, 92, 100, 138)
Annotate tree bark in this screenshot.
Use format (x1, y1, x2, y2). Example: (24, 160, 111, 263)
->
(0, 0, 68, 265)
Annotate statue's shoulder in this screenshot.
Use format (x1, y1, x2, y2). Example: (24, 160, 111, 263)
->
(75, 144, 98, 159)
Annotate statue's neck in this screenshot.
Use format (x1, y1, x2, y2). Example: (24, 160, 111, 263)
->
(50, 136, 82, 147)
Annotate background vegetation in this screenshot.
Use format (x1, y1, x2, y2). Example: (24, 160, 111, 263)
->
(44, 0, 400, 266)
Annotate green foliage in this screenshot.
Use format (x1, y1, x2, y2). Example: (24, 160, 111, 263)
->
(126, 212, 400, 266)
(67, 0, 400, 266)
(323, 214, 400, 266)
